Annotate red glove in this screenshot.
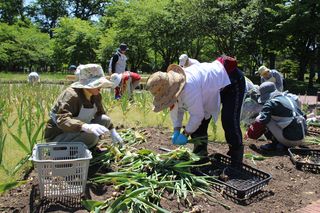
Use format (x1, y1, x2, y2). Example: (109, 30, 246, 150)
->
(246, 121, 266, 139)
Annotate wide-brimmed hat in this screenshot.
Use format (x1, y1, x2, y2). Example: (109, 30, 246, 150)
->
(258, 82, 282, 103)
(255, 65, 270, 76)
(110, 73, 122, 88)
(146, 64, 186, 112)
(71, 64, 113, 89)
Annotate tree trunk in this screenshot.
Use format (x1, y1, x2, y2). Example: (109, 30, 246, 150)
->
(308, 62, 315, 88)
(297, 59, 307, 81)
(269, 53, 276, 69)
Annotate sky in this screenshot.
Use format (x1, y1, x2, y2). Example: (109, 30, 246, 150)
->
(24, 0, 35, 6)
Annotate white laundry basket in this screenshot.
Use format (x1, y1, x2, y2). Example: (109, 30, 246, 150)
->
(30, 142, 92, 198)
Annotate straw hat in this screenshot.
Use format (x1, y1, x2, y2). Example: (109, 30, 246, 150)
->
(258, 82, 282, 103)
(146, 64, 186, 112)
(71, 64, 113, 89)
(256, 65, 270, 76)
(110, 73, 123, 88)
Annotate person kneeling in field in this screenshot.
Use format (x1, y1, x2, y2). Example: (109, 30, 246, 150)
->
(44, 64, 123, 149)
(146, 55, 245, 167)
(244, 82, 306, 152)
(110, 71, 141, 100)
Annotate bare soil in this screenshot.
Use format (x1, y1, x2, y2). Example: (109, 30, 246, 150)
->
(1, 127, 320, 213)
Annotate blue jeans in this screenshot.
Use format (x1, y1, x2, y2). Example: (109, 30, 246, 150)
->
(220, 68, 246, 150)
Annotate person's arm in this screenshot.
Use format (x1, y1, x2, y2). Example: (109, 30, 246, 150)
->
(246, 119, 266, 139)
(183, 88, 205, 134)
(94, 94, 114, 130)
(245, 100, 274, 139)
(111, 54, 119, 73)
(274, 71, 283, 91)
(257, 100, 274, 124)
(170, 103, 185, 130)
(54, 90, 84, 132)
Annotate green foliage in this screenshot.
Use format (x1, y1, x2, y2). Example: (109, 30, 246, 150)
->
(53, 17, 101, 67)
(0, 0, 319, 85)
(278, 59, 299, 77)
(0, 180, 28, 194)
(26, 0, 68, 37)
(89, 145, 227, 212)
(0, 22, 53, 71)
(0, 0, 24, 25)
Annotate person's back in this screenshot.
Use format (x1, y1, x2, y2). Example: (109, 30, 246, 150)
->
(180, 61, 230, 122)
(263, 94, 306, 141)
(28, 72, 40, 84)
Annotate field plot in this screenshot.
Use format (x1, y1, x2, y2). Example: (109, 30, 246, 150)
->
(1, 83, 320, 212)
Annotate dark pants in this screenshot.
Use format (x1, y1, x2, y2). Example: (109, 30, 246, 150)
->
(220, 68, 246, 151)
(192, 117, 212, 156)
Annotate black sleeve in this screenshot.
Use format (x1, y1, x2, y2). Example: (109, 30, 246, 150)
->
(111, 54, 119, 73)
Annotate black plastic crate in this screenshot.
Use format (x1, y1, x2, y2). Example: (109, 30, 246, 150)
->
(288, 148, 320, 173)
(198, 153, 272, 200)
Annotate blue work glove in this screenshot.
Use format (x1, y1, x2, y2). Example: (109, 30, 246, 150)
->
(171, 130, 180, 144)
(173, 133, 188, 145)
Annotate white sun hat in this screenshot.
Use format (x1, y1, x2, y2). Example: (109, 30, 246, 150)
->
(71, 64, 113, 89)
(179, 54, 188, 67)
(110, 73, 123, 88)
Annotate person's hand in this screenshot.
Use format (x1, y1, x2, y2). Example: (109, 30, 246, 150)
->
(171, 130, 180, 144)
(173, 133, 188, 145)
(110, 128, 123, 145)
(81, 123, 109, 137)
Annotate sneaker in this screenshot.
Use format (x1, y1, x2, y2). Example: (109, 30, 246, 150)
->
(276, 143, 288, 151)
(260, 143, 277, 151)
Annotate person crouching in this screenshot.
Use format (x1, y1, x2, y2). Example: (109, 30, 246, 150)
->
(245, 82, 306, 152)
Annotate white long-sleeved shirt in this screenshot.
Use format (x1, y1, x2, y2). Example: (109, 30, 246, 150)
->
(170, 61, 231, 133)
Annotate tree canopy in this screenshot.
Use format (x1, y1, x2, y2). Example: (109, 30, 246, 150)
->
(0, 0, 319, 86)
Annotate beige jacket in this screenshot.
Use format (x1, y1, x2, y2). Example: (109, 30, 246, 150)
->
(44, 87, 113, 140)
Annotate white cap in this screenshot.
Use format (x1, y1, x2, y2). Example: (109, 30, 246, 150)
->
(179, 54, 188, 67)
(110, 73, 122, 88)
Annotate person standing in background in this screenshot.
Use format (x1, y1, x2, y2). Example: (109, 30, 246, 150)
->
(108, 43, 129, 99)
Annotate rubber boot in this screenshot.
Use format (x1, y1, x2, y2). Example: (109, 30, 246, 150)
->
(227, 145, 244, 168)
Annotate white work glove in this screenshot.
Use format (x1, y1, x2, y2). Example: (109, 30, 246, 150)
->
(81, 123, 109, 137)
(110, 128, 123, 145)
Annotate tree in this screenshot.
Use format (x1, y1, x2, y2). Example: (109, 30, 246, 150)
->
(269, 0, 320, 83)
(26, 0, 68, 38)
(69, 0, 110, 20)
(0, 0, 24, 25)
(53, 17, 100, 68)
(0, 22, 53, 71)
